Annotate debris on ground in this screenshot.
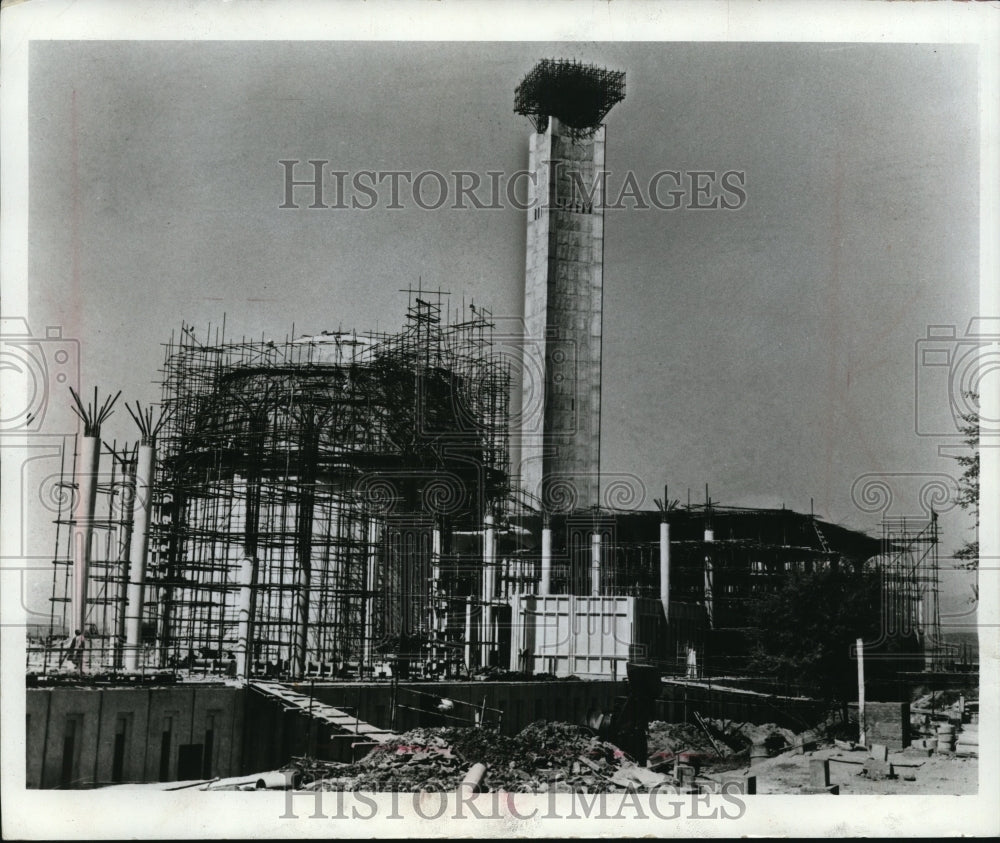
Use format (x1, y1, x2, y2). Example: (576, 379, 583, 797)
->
(285, 720, 674, 793)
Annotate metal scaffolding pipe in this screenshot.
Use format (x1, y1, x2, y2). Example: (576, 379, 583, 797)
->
(703, 528, 714, 627)
(659, 520, 670, 622)
(124, 443, 155, 671)
(539, 525, 552, 596)
(590, 532, 601, 596)
(71, 435, 101, 635)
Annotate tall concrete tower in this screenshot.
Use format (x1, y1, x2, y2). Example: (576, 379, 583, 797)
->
(514, 59, 625, 511)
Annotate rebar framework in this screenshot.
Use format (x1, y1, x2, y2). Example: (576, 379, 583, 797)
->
(515, 58, 626, 137)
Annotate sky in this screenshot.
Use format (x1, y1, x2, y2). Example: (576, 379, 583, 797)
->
(23, 39, 982, 618)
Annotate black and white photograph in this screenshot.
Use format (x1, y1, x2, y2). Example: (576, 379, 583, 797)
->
(1, 1, 997, 838)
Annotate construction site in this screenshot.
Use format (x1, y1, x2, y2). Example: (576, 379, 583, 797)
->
(24, 59, 978, 795)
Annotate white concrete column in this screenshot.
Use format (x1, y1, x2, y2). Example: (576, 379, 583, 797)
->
(659, 520, 670, 622)
(464, 597, 474, 669)
(71, 435, 101, 635)
(856, 637, 866, 745)
(590, 531, 602, 596)
(124, 443, 155, 671)
(539, 526, 552, 596)
(235, 555, 255, 678)
(431, 523, 442, 628)
(703, 528, 714, 628)
(481, 515, 496, 666)
(363, 518, 378, 671)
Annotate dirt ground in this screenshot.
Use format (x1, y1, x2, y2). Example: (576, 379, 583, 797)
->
(726, 745, 978, 795)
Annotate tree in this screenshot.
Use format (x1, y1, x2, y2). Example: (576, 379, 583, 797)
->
(953, 392, 979, 570)
(747, 565, 883, 719)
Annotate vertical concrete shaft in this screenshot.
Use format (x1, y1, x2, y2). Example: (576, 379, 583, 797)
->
(71, 435, 101, 635)
(520, 118, 606, 510)
(464, 598, 474, 669)
(659, 521, 670, 622)
(857, 637, 867, 745)
(363, 519, 378, 671)
(703, 528, 715, 628)
(124, 443, 155, 671)
(481, 515, 496, 666)
(431, 524, 442, 627)
(539, 526, 553, 596)
(235, 555, 255, 678)
(590, 532, 602, 596)
(115, 489, 134, 669)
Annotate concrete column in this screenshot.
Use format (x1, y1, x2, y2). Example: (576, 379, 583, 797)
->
(703, 528, 714, 628)
(590, 532, 602, 596)
(431, 523, 442, 628)
(235, 555, 255, 678)
(124, 443, 155, 671)
(235, 553, 255, 675)
(363, 518, 379, 671)
(539, 526, 552, 596)
(464, 597, 474, 670)
(71, 435, 101, 635)
(115, 473, 134, 670)
(659, 520, 670, 622)
(856, 637, 866, 746)
(481, 515, 496, 667)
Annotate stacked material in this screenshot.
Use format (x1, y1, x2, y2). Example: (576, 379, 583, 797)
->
(955, 724, 978, 757)
(285, 721, 673, 793)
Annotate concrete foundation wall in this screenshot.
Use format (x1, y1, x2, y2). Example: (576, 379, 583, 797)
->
(28, 679, 622, 787)
(26, 685, 244, 789)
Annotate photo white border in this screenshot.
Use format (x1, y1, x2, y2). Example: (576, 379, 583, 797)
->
(1, 0, 997, 838)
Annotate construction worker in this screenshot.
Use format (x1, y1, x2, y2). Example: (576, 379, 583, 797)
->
(686, 644, 698, 679)
(61, 629, 87, 673)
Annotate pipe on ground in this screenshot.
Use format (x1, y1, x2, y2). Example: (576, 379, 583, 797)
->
(458, 762, 487, 793)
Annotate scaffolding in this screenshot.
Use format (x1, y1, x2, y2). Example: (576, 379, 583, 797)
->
(148, 292, 510, 678)
(39, 294, 511, 680)
(41, 435, 135, 674)
(879, 514, 945, 670)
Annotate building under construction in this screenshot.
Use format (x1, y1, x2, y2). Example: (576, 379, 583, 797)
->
(25, 58, 957, 789)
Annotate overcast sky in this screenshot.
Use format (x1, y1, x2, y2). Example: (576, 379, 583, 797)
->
(26, 40, 980, 613)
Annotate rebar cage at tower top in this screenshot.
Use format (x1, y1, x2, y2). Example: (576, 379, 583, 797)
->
(515, 58, 626, 137)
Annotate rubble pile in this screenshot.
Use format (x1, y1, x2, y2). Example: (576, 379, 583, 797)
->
(287, 721, 666, 792)
(646, 718, 803, 771)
